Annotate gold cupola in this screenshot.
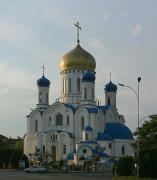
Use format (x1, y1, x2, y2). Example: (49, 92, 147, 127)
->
(60, 44, 96, 72)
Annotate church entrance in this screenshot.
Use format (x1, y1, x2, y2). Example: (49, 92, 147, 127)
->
(52, 146, 56, 161)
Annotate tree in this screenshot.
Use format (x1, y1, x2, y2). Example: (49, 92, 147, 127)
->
(20, 154, 29, 168)
(135, 115, 157, 178)
(9, 149, 22, 168)
(116, 156, 135, 176)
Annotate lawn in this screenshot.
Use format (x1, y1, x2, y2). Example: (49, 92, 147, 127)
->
(113, 176, 153, 180)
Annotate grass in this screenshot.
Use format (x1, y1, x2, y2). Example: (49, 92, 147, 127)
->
(113, 176, 153, 180)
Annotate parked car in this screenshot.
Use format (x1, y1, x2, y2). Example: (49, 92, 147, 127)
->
(24, 166, 48, 173)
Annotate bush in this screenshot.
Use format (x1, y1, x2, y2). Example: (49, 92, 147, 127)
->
(116, 156, 135, 176)
(20, 154, 29, 168)
(9, 149, 22, 169)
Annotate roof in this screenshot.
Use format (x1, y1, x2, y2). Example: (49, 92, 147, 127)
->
(81, 70, 95, 82)
(105, 122, 134, 140)
(37, 75, 50, 87)
(97, 132, 113, 141)
(105, 81, 117, 92)
(84, 126, 93, 132)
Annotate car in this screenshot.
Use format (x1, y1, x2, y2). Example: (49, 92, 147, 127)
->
(24, 166, 48, 173)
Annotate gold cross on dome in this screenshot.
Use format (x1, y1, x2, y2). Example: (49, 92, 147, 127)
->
(110, 72, 112, 81)
(75, 21, 81, 44)
(41, 65, 45, 75)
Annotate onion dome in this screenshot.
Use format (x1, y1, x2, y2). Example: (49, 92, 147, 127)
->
(105, 81, 117, 92)
(81, 70, 95, 82)
(60, 44, 96, 72)
(84, 126, 93, 132)
(37, 75, 50, 87)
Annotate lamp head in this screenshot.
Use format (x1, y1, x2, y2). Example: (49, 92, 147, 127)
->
(138, 77, 141, 82)
(118, 83, 125, 87)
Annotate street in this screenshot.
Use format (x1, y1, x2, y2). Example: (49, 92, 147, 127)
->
(0, 169, 113, 180)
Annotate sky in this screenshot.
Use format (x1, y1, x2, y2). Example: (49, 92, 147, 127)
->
(0, 0, 157, 138)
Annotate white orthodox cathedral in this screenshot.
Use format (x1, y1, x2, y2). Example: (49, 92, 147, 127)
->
(24, 27, 134, 166)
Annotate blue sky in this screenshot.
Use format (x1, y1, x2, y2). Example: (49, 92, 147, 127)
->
(0, 0, 157, 137)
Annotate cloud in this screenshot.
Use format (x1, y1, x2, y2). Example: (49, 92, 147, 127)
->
(132, 24, 143, 36)
(88, 37, 105, 49)
(101, 15, 109, 23)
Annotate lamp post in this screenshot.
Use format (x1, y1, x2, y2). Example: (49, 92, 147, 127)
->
(118, 77, 141, 179)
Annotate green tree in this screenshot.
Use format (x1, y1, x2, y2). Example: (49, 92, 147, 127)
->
(9, 149, 22, 168)
(116, 156, 135, 176)
(20, 154, 29, 168)
(135, 115, 157, 178)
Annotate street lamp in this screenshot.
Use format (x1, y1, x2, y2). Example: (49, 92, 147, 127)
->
(118, 77, 141, 179)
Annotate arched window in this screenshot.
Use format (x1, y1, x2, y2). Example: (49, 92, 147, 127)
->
(35, 120, 38, 133)
(63, 145, 66, 154)
(48, 117, 52, 127)
(81, 117, 84, 130)
(39, 92, 42, 103)
(85, 133, 88, 140)
(122, 145, 125, 155)
(46, 93, 49, 104)
(56, 114, 63, 126)
(77, 78, 80, 92)
(108, 97, 110, 105)
(68, 78, 71, 92)
(43, 145, 45, 154)
(67, 115, 70, 125)
(84, 88, 87, 99)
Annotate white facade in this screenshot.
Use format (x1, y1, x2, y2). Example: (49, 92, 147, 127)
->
(24, 43, 134, 166)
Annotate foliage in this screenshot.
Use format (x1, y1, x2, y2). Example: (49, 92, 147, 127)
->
(0, 142, 12, 168)
(139, 115, 157, 178)
(116, 156, 135, 176)
(135, 115, 157, 178)
(20, 154, 29, 168)
(9, 149, 23, 168)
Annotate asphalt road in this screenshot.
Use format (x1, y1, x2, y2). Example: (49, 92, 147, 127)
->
(0, 169, 113, 180)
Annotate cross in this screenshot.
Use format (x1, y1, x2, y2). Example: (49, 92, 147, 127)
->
(41, 65, 45, 76)
(110, 72, 112, 81)
(75, 21, 81, 44)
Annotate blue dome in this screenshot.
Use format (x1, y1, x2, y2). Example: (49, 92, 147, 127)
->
(82, 70, 95, 82)
(67, 153, 74, 160)
(105, 81, 117, 92)
(37, 75, 50, 87)
(84, 126, 93, 132)
(105, 123, 134, 140)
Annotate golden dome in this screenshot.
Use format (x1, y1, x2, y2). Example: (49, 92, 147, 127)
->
(60, 44, 96, 72)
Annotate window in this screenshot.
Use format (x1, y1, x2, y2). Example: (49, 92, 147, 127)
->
(109, 142, 112, 149)
(108, 97, 110, 105)
(68, 78, 71, 92)
(77, 78, 80, 92)
(39, 92, 42, 103)
(67, 115, 70, 125)
(53, 134, 55, 141)
(48, 117, 52, 127)
(84, 88, 87, 99)
(56, 114, 63, 126)
(63, 145, 66, 154)
(35, 120, 38, 133)
(63, 79, 66, 93)
(81, 117, 84, 130)
(46, 93, 49, 104)
(85, 133, 88, 140)
(92, 88, 94, 100)
(122, 145, 125, 155)
(43, 145, 45, 154)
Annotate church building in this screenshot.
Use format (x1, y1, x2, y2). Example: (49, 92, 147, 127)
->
(24, 23, 134, 166)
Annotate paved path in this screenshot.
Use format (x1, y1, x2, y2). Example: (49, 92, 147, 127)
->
(0, 169, 113, 180)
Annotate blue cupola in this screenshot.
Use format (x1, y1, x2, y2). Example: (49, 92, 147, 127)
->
(37, 75, 50, 87)
(105, 81, 117, 92)
(81, 70, 95, 82)
(84, 126, 93, 132)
